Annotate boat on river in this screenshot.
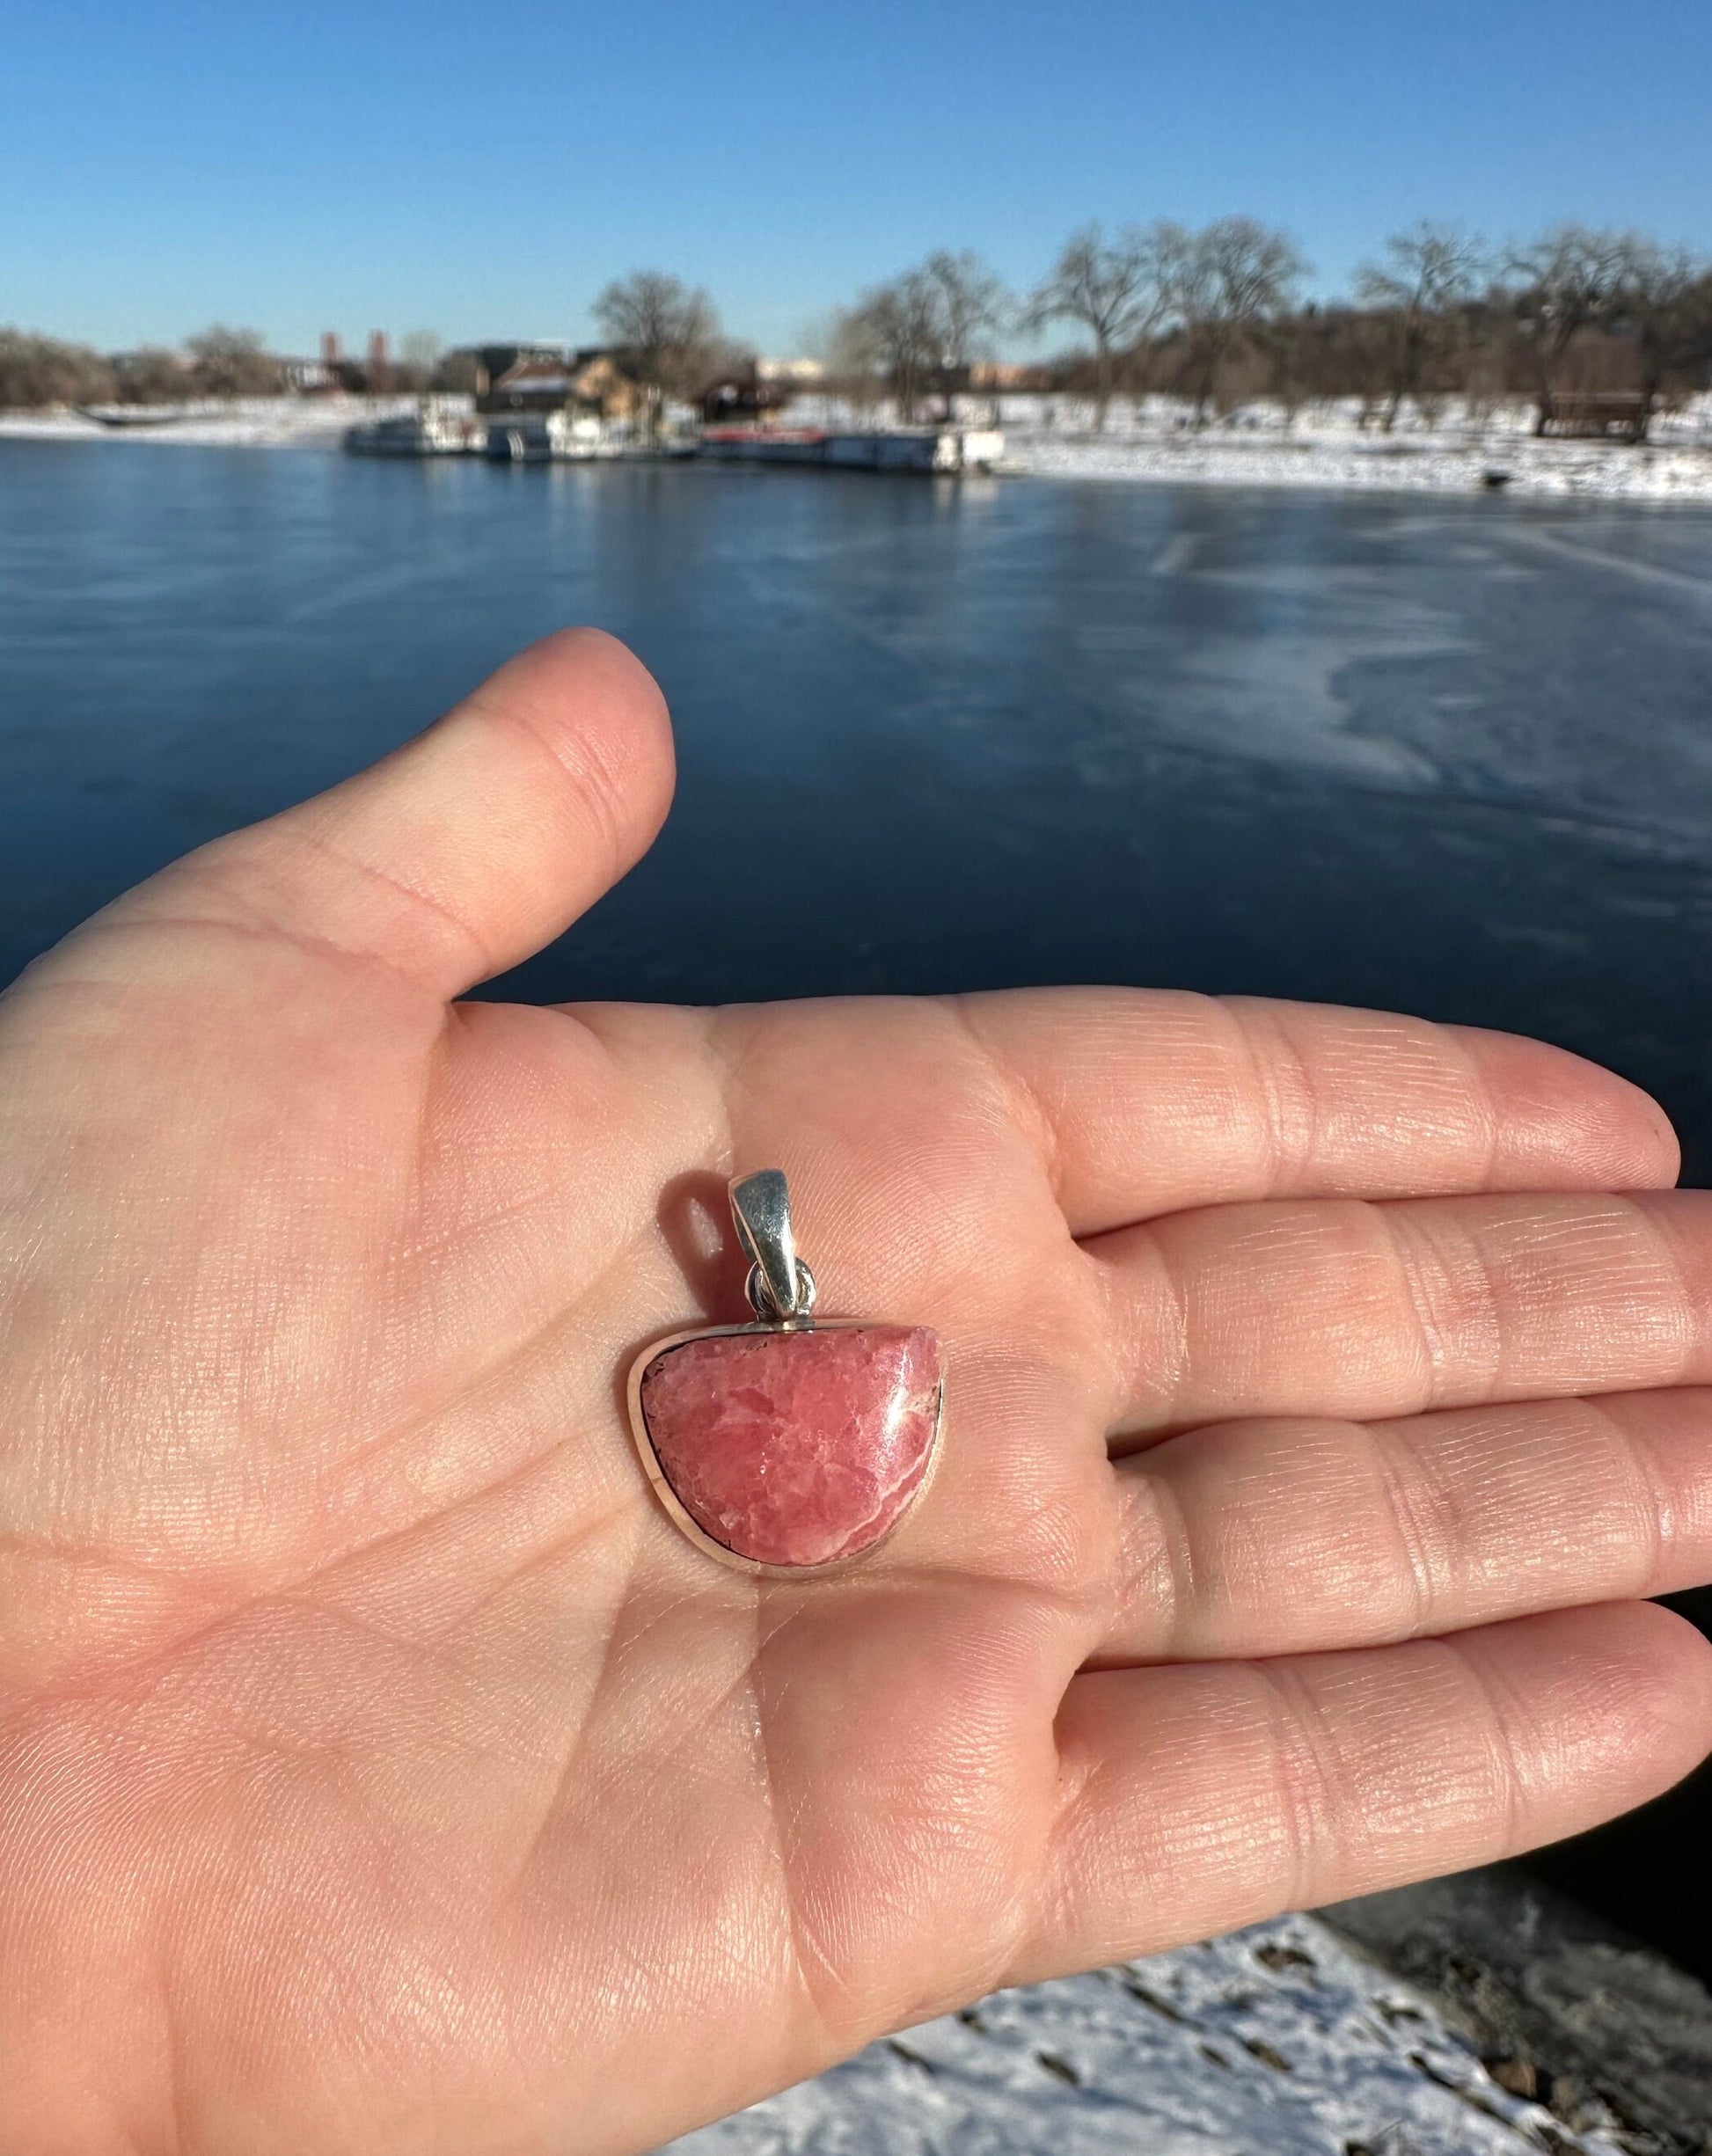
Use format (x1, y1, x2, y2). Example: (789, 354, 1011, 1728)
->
(76, 404, 214, 429)
(344, 403, 482, 457)
(698, 426, 1005, 475)
(483, 411, 624, 463)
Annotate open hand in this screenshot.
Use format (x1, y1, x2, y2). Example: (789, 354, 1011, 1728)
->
(4, 632, 1709, 2153)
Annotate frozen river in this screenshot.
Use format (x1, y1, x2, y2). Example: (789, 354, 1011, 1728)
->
(4, 437, 1712, 2108)
(4, 441, 1711, 1176)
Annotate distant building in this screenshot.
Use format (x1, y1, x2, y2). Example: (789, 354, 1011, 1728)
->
(458, 343, 566, 398)
(700, 374, 794, 424)
(280, 353, 340, 393)
(1533, 388, 1654, 442)
(366, 331, 391, 394)
(560, 348, 640, 420)
(450, 344, 641, 420)
(699, 355, 824, 424)
(754, 356, 825, 385)
(289, 333, 374, 394)
(966, 362, 1054, 392)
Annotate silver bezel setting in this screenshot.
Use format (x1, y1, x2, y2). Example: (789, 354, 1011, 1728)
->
(626, 1317, 946, 1579)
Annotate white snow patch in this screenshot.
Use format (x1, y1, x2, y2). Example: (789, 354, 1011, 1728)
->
(0, 395, 435, 448)
(790, 391, 1712, 501)
(996, 393, 1712, 501)
(664, 1912, 1631, 2153)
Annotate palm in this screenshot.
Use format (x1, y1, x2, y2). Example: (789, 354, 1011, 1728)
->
(4, 634, 1710, 2156)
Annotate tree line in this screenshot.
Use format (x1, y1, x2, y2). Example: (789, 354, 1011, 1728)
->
(0, 326, 294, 411)
(0, 325, 450, 412)
(831, 221, 1712, 432)
(5, 222, 1711, 431)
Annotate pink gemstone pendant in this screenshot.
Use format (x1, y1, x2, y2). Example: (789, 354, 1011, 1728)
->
(627, 1171, 944, 1574)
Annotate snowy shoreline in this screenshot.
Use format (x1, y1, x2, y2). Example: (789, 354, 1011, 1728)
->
(991, 390, 1712, 501)
(0, 396, 413, 451)
(5, 391, 1712, 501)
(1013, 428, 1712, 500)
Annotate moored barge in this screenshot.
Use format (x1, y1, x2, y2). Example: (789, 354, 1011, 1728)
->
(344, 403, 483, 457)
(699, 426, 1003, 474)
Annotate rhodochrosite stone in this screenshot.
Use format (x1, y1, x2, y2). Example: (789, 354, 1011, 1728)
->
(636, 1324, 942, 1568)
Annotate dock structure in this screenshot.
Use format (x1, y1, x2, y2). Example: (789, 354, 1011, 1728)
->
(484, 412, 618, 463)
(343, 403, 483, 457)
(341, 407, 1006, 473)
(699, 426, 1004, 475)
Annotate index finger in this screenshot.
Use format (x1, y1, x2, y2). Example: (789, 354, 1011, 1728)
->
(953, 989, 1679, 1237)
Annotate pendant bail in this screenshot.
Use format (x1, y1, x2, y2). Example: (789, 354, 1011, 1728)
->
(730, 1170, 816, 1325)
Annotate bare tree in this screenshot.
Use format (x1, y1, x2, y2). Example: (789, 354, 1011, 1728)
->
(1509, 224, 1639, 364)
(1355, 223, 1486, 430)
(593, 271, 722, 437)
(1507, 224, 1642, 427)
(1614, 242, 1705, 413)
(835, 271, 943, 420)
(1028, 223, 1175, 429)
(1172, 218, 1308, 425)
(399, 330, 444, 374)
(389, 331, 447, 396)
(922, 250, 1010, 409)
(821, 304, 886, 413)
(184, 325, 282, 399)
(112, 347, 186, 405)
(433, 348, 481, 396)
(830, 253, 1009, 422)
(1344, 308, 1401, 429)
(0, 331, 115, 409)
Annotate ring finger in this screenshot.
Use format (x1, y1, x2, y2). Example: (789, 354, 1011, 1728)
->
(1099, 1386, 1712, 1666)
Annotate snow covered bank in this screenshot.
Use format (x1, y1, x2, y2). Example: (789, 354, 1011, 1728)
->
(668, 1908, 1645, 2155)
(996, 392, 1712, 500)
(776, 389, 1712, 500)
(1013, 428, 1712, 500)
(0, 395, 429, 448)
(5, 391, 1712, 500)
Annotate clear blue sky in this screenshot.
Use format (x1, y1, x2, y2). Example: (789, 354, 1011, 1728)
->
(4, 0, 1708, 357)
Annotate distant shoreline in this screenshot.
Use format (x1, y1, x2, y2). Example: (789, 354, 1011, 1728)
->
(5, 393, 1712, 502)
(1015, 428, 1712, 501)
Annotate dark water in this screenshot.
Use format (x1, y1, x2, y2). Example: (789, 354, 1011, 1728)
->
(5, 442, 1712, 1166)
(4, 440, 1712, 1966)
